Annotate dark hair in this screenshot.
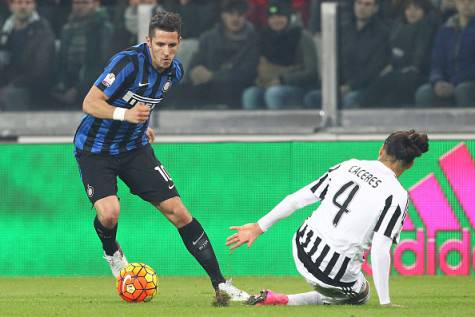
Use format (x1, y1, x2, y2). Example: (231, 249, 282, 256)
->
(404, 0, 433, 14)
(384, 129, 429, 166)
(221, 0, 249, 14)
(149, 11, 182, 38)
(356, 0, 380, 5)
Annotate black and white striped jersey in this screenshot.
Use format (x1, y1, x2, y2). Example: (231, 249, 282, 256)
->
(292, 159, 408, 288)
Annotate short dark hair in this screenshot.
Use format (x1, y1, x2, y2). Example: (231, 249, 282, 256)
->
(356, 0, 379, 6)
(404, 0, 433, 14)
(384, 129, 429, 166)
(149, 11, 182, 38)
(221, 0, 249, 14)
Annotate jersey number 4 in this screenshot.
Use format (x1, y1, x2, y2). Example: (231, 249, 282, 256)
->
(332, 181, 360, 226)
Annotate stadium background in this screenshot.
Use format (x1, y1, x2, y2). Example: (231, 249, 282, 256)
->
(1, 1, 475, 316)
(1, 139, 473, 276)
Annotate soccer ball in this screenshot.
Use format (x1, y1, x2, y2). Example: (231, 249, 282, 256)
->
(116, 263, 158, 302)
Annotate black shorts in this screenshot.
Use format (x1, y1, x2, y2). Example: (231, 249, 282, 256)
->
(75, 144, 179, 204)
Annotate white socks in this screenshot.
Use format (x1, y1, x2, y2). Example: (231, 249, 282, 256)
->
(287, 291, 324, 306)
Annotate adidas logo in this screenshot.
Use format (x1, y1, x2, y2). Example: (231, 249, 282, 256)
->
(363, 143, 475, 276)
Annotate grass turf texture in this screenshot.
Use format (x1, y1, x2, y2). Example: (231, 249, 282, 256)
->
(0, 276, 473, 317)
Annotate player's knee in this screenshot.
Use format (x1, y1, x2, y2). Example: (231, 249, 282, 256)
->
(95, 200, 120, 227)
(100, 212, 120, 227)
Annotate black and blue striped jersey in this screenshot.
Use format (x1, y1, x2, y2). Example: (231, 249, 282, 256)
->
(74, 43, 184, 155)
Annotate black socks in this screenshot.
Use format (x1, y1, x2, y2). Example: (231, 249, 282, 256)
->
(178, 218, 226, 288)
(94, 215, 225, 288)
(93, 216, 119, 256)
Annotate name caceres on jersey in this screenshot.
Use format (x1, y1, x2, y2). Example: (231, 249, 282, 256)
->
(74, 43, 184, 155)
(293, 159, 408, 288)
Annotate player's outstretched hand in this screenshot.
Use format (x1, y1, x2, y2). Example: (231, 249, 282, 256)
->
(226, 223, 263, 250)
(146, 127, 155, 143)
(125, 103, 150, 124)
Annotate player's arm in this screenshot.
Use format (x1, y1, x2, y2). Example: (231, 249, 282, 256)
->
(226, 167, 337, 250)
(226, 186, 317, 250)
(371, 193, 408, 305)
(371, 232, 393, 305)
(84, 53, 150, 124)
(83, 86, 150, 124)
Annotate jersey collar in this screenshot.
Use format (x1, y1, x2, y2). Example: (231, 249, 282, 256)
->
(375, 160, 397, 178)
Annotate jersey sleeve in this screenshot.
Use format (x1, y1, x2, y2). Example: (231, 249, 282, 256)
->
(373, 191, 409, 244)
(172, 59, 184, 84)
(256, 163, 340, 232)
(371, 233, 392, 304)
(308, 163, 341, 201)
(94, 53, 135, 98)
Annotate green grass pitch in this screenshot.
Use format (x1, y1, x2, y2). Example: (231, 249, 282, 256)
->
(0, 276, 474, 317)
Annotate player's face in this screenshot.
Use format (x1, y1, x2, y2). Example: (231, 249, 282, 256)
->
(9, 0, 35, 20)
(147, 29, 180, 72)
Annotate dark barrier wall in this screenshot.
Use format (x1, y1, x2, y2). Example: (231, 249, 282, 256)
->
(0, 140, 474, 276)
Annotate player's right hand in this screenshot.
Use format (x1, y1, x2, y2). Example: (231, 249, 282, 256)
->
(125, 103, 150, 124)
(226, 223, 263, 250)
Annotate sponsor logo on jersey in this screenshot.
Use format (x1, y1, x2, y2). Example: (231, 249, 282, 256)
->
(102, 73, 116, 87)
(122, 90, 162, 110)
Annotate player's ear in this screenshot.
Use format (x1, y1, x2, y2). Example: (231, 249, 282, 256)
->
(146, 36, 151, 47)
(378, 145, 384, 158)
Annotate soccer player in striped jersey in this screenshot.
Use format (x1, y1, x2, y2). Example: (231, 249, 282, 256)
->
(226, 130, 429, 306)
(74, 11, 248, 302)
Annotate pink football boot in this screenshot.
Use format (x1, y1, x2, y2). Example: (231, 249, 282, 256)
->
(247, 290, 289, 306)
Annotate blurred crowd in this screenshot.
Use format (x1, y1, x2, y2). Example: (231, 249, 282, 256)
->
(0, 0, 474, 111)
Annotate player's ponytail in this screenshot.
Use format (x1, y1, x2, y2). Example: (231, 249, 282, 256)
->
(384, 130, 429, 167)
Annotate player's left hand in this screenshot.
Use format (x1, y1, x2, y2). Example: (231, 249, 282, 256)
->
(146, 127, 155, 143)
(226, 223, 263, 250)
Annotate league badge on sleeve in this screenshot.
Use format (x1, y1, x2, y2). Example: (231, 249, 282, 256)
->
(102, 73, 116, 87)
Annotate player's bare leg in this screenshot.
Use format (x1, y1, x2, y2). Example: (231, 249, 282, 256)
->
(94, 195, 128, 277)
(156, 196, 249, 302)
(155, 196, 192, 228)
